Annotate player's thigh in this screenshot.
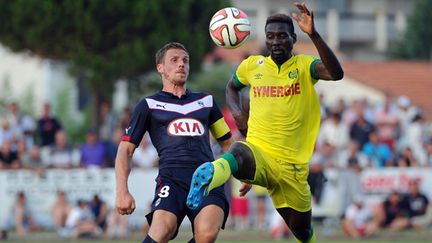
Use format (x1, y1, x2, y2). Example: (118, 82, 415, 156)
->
(189, 186, 229, 232)
(270, 163, 311, 212)
(148, 210, 178, 239)
(146, 173, 188, 238)
(193, 204, 224, 236)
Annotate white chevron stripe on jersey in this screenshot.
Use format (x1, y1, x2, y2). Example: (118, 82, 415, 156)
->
(146, 95, 213, 115)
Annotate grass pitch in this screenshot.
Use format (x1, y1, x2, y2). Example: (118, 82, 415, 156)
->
(3, 225, 431, 242)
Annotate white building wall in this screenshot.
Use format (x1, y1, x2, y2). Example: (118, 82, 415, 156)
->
(0, 45, 46, 112)
(0, 44, 79, 117)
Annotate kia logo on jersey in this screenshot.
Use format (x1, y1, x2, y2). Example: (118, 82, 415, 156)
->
(167, 118, 205, 136)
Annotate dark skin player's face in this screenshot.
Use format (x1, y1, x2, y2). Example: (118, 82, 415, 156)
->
(265, 22, 296, 65)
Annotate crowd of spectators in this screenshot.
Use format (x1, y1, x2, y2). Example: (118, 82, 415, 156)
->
(309, 94, 432, 207)
(0, 101, 156, 171)
(1, 92, 431, 239)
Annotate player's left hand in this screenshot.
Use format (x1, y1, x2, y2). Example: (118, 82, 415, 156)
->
(239, 183, 252, 197)
(292, 2, 316, 35)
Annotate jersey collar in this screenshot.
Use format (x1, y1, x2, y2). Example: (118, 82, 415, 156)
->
(267, 55, 296, 74)
(159, 89, 190, 99)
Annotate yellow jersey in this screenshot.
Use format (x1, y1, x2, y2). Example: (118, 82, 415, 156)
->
(233, 54, 321, 164)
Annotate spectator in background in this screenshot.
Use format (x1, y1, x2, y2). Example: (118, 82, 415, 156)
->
(5, 102, 36, 151)
(88, 194, 108, 231)
(337, 140, 368, 213)
(106, 211, 128, 239)
(425, 138, 432, 167)
(131, 133, 158, 168)
(349, 106, 375, 150)
(342, 196, 378, 239)
(46, 130, 79, 169)
(37, 103, 62, 147)
(404, 180, 429, 219)
(230, 178, 250, 230)
(80, 129, 106, 169)
(317, 111, 349, 155)
(21, 145, 45, 176)
(403, 112, 428, 165)
(118, 107, 132, 130)
(362, 131, 393, 168)
(98, 101, 118, 144)
(308, 142, 337, 205)
(0, 141, 20, 169)
(376, 191, 411, 231)
(374, 94, 399, 151)
(64, 199, 102, 238)
(395, 96, 417, 137)
(0, 118, 22, 151)
(253, 185, 268, 229)
(269, 209, 291, 240)
(13, 192, 39, 235)
(51, 191, 72, 232)
(332, 97, 347, 116)
(104, 127, 123, 168)
(395, 146, 418, 167)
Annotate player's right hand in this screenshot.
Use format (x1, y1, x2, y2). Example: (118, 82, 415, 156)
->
(239, 183, 252, 197)
(115, 191, 136, 215)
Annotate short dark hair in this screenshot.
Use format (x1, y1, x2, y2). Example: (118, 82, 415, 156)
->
(155, 42, 188, 65)
(265, 13, 295, 34)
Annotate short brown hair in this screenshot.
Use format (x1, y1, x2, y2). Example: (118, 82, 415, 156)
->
(265, 13, 295, 34)
(155, 42, 189, 65)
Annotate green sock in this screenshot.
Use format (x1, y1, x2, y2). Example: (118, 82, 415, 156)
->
(208, 153, 238, 191)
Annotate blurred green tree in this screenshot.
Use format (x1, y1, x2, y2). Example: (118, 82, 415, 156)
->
(188, 63, 236, 107)
(390, 0, 432, 60)
(0, 0, 230, 129)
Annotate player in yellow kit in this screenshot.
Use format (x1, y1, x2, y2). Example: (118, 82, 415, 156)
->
(188, 3, 343, 243)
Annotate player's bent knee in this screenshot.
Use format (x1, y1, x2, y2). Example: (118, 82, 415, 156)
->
(194, 224, 220, 243)
(194, 230, 218, 243)
(148, 222, 177, 242)
(229, 142, 255, 180)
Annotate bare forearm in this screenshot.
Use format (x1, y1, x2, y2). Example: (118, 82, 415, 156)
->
(309, 31, 344, 80)
(226, 82, 243, 117)
(226, 80, 249, 136)
(115, 143, 133, 193)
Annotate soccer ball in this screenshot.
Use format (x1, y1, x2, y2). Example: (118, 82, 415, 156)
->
(209, 7, 251, 49)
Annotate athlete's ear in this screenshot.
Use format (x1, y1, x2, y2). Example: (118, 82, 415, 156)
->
(156, 63, 163, 74)
(292, 32, 297, 44)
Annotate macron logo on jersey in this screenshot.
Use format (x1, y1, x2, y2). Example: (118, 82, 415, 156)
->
(167, 118, 205, 136)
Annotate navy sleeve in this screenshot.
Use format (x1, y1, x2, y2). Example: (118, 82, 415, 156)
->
(122, 98, 150, 146)
(209, 96, 224, 125)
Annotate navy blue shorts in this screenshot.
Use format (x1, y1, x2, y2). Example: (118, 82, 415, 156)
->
(145, 167, 229, 239)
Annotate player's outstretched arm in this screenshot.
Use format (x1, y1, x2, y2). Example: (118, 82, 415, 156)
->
(115, 141, 137, 215)
(292, 2, 344, 81)
(226, 78, 248, 137)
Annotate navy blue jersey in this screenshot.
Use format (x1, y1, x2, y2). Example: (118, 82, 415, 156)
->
(122, 90, 231, 169)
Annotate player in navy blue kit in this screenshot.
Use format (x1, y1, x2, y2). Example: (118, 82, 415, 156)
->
(115, 42, 235, 243)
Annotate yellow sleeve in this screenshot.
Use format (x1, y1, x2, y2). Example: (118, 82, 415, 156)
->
(302, 55, 321, 84)
(233, 57, 252, 88)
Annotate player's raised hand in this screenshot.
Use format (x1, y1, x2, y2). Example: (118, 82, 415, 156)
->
(116, 191, 136, 215)
(239, 183, 252, 197)
(292, 2, 316, 35)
